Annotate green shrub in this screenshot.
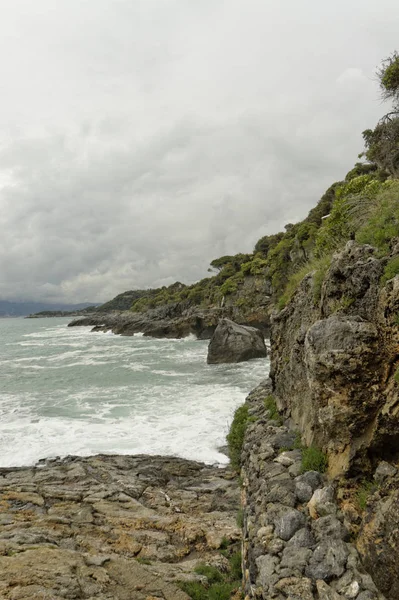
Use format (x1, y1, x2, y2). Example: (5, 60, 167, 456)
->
(226, 404, 252, 471)
(381, 256, 399, 285)
(229, 551, 242, 581)
(264, 395, 282, 424)
(136, 556, 152, 565)
(194, 565, 223, 584)
(356, 480, 377, 510)
(277, 253, 332, 309)
(179, 581, 208, 600)
(208, 582, 237, 600)
(301, 446, 328, 473)
(356, 182, 399, 254)
(312, 254, 333, 303)
(394, 368, 399, 383)
(220, 279, 238, 296)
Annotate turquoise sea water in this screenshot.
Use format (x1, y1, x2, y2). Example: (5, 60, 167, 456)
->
(0, 318, 269, 467)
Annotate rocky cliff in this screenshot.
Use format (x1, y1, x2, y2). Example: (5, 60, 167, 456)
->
(239, 240, 399, 599)
(270, 240, 399, 478)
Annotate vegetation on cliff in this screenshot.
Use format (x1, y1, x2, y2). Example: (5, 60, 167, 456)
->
(88, 52, 399, 341)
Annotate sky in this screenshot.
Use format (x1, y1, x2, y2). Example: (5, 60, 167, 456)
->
(0, 0, 398, 303)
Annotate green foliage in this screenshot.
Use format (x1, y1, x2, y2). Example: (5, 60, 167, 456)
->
(312, 254, 333, 304)
(277, 254, 332, 309)
(136, 557, 152, 565)
(254, 232, 284, 255)
(345, 162, 379, 181)
(226, 404, 251, 471)
(356, 480, 377, 510)
(180, 549, 242, 600)
(301, 446, 328, 473)
(362, 119, 399, 178)
(220, 279, 238, 296)
(293, 431, 304, 450)
(381, 256, 399, 285)
(210, 253, 251, 273)
(394, 368, 399, 383)
(315, 175, 381, 255)
(356, 182, 399, 255)
(194, 565, 223, 584)
(179, 581, 209, 600)
(264, 395, 282, 423)
(240, 257, 269, 276)
(229, 551, 242, 581)
(378, 51, 399, 107)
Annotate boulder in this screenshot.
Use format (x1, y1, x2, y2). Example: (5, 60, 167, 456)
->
(207, 319, 267, 364)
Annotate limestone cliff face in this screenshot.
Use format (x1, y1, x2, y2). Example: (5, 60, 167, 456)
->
(270, 241, 399, 478)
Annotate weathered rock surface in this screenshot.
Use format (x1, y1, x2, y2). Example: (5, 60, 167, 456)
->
(207, 319, 267, 364)
(240, 380, 384, 600)
(356, 465, 399, 600)
(270, 242, 399, 477)
(0, 454, 240, 599)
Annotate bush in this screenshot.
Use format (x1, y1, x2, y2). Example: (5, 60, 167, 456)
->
(179, 581, 208, 600)
(277, 253, 332, 309)
(208, 582, 238, 600)
(264, 395, 282, 424)
(194, 565, 223, 584)
(229, 551, 242, 581)
(381, 256, 399, 285)
(301, 446, 328, 473)
(226, 404, 252, 471)
(356, 480, 377, 510)
(356, 182, 399, 254)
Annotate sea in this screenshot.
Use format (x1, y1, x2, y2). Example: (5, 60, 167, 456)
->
(0, 317, 269, 468)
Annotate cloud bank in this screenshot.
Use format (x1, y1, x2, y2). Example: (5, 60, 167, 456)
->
(0, 0, 398, 302)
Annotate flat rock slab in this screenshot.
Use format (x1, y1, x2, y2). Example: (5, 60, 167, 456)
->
(0, 454, 240, 599)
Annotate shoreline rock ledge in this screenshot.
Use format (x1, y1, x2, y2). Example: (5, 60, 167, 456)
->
(207, 318, 267, 364)
(0, 454, 240, 600)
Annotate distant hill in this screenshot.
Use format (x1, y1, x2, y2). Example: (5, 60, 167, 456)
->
(0, 301, 98, 318)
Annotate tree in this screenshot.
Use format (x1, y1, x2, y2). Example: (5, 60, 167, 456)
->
(377, 51, 399, 111)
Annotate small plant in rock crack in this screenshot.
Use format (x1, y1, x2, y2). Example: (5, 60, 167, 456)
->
(301, 445, 328, 473)
(356, 480, 378, 510)
(226, 404, 255, 470)
(264, 395, 283, 425)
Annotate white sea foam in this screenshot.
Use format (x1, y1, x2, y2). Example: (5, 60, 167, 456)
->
(0, 317, 269, 468)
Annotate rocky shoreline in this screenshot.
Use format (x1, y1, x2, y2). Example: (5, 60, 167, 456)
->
(0, 454, 241, 599)
(68, 304, 270, 340)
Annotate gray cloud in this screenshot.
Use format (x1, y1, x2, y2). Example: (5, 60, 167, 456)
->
(0, 0, 398, 302)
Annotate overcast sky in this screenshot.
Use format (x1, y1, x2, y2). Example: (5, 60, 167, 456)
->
(0, 0, 398, 303)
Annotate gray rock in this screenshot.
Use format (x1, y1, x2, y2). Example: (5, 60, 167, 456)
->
(295, 481, 314, 503)
(296, 471, 324, 492)
(207, 318, 267, 364)
(306, 539, 349, 580)
(312, 515, 348, 542)
(316, 580, 345, 599)
(374, 461, 398, 484)
(274, 576, 314, 600)
(288, 527, 315, 549)
(308, 485, 337, 519)
(357, 592, 377, 600)
(255, 554, 279, 588)
(280, 546, 312, 572)
(275, 509, 306, 541)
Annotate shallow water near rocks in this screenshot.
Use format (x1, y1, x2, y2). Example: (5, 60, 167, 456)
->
(0, 317, 269, 468)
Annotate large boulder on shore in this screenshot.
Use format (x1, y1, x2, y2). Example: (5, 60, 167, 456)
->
(207, 318, 267, 364)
